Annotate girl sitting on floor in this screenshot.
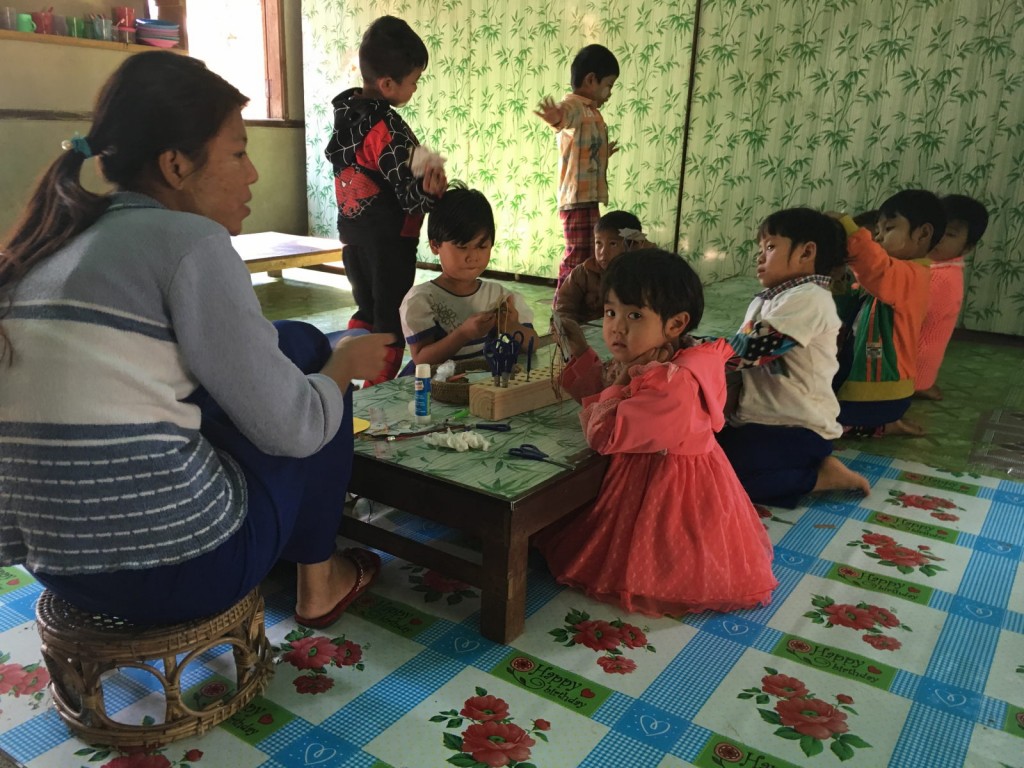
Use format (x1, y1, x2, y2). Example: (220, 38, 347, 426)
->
(536, 249, 778, 617)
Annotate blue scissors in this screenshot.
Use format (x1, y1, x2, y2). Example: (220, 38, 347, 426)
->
(507, 443, 575, 470)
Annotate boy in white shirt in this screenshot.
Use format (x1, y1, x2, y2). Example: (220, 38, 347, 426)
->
(400, 182, 537, 366)
(718, 208, 870, 508)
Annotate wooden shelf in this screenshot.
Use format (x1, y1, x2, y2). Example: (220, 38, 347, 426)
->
(0, 28, 186, 54)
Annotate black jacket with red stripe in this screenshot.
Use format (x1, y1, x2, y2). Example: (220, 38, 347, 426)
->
(324, 88, 436, 243)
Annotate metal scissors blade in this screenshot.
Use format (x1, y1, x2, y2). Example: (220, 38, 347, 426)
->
(507, 443, 575, 469)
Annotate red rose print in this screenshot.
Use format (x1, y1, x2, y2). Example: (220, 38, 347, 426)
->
(597, 655, 637, 674)
(936, 498, 957, 509)
(867, 665, 882, 674)
(509, 657, 535, 672)
(293, 674, 335, 694)
(761, 673, 809, 699)
(837, 567, 861, 578)
(200, 681, 228, 699)
(461, 694, 510, 722)
(836, 694, 853, 705)
(333, 640, 362, 667)
(101, 756, 173, 768)
(423, 570, 471, 593)
(862, 634, 902, 651)
(931, 512, 959, 522)
(183, 750, 203, 762)
(899, 495, 939, 510)
(461, 721, 536, 767)
(825, 604, 876, 630)
(875, 545, 929, 567)
(867, 606, 900, 628)
(13, 667, 49, 696)
(258, 713, 274, 725)
(713, 742, 744, 762)
(862, 533, 896, 546)
(5, 579, 19, 586)
(534, 719, 551, 731)
(787, 639, 811, 654)
(572, 620, 622, 651)
(775, 697, 850, 740)
(580, 688, 595, 698)
(0, 664, 29, 695)
(282, 636, 336, 670)
(617, 623, 648, 648)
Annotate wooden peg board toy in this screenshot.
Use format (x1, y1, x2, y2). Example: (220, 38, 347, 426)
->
(468, 365, 565, 420)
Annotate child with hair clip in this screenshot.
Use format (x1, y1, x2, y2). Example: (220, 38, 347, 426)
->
(717, 208, 870, 509)
(537, 249, 778, 617)
(553, 209, 653, 325)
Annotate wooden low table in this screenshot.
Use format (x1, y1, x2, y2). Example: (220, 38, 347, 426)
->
(344, 373, 608, 643)
(232, 231, 342, 277)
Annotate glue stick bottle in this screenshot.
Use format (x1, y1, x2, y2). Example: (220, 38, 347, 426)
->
(414, 363, 431, 424)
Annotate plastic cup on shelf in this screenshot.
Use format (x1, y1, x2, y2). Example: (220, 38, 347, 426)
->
(92, 16, 112, 40)
(52, 14, 67, 35)
(30, 9, 53, 34)
(0, 7, 16, 30)
(15, 12, 35, 32)
(66, 16, 85, 37)
(111, 5, 135, 27)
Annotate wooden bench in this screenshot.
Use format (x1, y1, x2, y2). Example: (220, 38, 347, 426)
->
(231, 231, 343, 277)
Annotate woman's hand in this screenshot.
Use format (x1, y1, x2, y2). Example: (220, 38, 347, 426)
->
(422, 164, 448, 197)
(321, 333, 397, 390)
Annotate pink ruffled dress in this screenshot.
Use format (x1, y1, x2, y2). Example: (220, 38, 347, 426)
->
(536, 340, 778, 617)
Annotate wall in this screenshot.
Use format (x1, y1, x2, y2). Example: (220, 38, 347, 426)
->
(300, 0, 697, 274)
(0, 0, 309, 238)
(301, 0, 1024, 336)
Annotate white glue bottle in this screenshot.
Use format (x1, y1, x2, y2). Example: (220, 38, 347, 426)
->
(414, 363, 432, 424)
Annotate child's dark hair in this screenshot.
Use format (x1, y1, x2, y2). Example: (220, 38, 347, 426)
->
(757, 208, 848, 277)
(601, 249, 703, 332)
(570, 44, 619, 89)
(596, 210, 641, 234)
(427, 181, 495, 245)
(853, 209, 879, 232)
(359, 16, 428, 83)
(941, 194, 989, 247)
(879, 189, 946, 249)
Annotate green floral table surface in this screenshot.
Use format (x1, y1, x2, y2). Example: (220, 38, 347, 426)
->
(351, 375, 592, 502)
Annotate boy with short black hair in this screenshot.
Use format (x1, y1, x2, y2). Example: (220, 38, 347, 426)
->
(399, 183, 537, 366)
(535, 44, 620, 290)
(915, 194, 989, 400)
(833, 189, 945, 436)
(325, 15, 447, 385)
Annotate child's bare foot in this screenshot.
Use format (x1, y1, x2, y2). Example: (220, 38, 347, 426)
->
(914, 385, 943, 401)
(813, 456, 871, 495)
(884, 417, 925, 436)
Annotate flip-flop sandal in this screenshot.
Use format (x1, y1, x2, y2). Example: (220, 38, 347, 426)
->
(293, 547, 381, 629)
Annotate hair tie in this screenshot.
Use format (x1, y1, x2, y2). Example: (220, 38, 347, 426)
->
(60, 134, 94, 159)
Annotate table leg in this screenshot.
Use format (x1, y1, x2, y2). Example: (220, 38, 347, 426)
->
(268, 269, 284, 278)
(479, 527, 529, 644)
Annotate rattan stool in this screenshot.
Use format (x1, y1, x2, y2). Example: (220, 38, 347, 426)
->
(35, 587, 273, 748)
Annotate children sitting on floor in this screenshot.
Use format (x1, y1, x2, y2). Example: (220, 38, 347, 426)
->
(717, 208, 870, 508)
(399, 182, 537, 367)
(833, 190, 945, 437)
(536, 248, 777, 617)
(915, 194, 989, 401)
(552, 210, 653, 325)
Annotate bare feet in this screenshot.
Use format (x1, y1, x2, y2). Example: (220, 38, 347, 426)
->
(884, 417, 925, 436)
(813, 456, 871, 496)
(914, 385, 943, 401)
(295, 550, 376, 620)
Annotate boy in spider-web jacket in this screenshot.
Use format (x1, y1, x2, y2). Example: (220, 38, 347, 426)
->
(325, 16, 447, 385)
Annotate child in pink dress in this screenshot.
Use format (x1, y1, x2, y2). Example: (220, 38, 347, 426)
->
(537, 248, 778, 617)
(915, 194, 989, 400)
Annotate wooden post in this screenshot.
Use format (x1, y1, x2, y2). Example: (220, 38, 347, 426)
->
(152, 0, 187, 50)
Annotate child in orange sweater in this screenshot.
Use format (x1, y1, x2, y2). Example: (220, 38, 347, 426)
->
(914, 194, 988, 400)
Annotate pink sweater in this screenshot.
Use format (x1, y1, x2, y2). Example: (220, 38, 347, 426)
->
(916, 257, 964, 390)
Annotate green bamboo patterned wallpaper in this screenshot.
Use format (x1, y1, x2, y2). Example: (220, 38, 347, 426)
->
(302, 0, 1024, 336)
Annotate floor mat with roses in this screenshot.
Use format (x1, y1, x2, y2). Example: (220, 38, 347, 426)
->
(0, 448, 1023, 768)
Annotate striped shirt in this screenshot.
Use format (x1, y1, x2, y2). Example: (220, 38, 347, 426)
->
(0, 193, 346, 575)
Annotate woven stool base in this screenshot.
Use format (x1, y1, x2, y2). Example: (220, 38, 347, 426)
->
(35, 587, 273, 748)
